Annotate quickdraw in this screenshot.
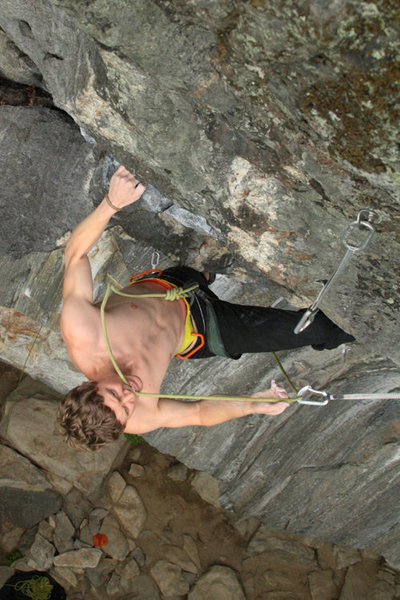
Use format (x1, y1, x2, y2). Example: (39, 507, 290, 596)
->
(294, 210, 377, 334)
(297, 385, 400, 405)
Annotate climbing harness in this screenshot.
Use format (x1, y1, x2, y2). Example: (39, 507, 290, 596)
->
(294, 210, 377, 334)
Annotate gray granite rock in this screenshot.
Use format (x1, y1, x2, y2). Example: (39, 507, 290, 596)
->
(53, 547, 102, 569)
(0, 28, 43, 87)
(0, 0, 399, 575)
(50, 566, 78, 592)
(118, 573, 161, 600)
(163, 545, 199, 575)
(28, 532, 55, 570)
(188, 565, 245, 600)
(128, 463, 145, 479)
(247, 527, 317, 571)
(88, 508, 109, 536)
(130, 547, 146, 568)
(0, 445, 62, 529)
(117, 557, 140, 593)
(150, 560, 190, 598)
(0, 106, 100, 258)
(64, 488, 92, 529)
(167, 463, 188, 482)
(84, 557, 115, 588)
(54, 511, 75, 554)
(38, 520, 54, 543)
(99, 514, 130, 561)
(106, 471, 127, 505)
(191, 471, 220, 508)
(113, 485, 147, 540)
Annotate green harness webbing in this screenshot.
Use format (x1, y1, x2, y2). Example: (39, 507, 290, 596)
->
(100, 281, 301, 404)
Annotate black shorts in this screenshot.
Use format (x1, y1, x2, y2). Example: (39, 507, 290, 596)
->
(158, 266, 355, 359)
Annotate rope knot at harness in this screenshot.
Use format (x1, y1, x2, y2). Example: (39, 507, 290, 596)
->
(163, 286, 190, 301)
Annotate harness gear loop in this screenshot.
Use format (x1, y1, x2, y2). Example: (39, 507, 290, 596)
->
(294, 209, 377, 334)
(176, 333, 205, 359)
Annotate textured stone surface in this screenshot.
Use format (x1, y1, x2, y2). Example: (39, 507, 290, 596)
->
(53, 511, 75, 554)
(113, 485, 147, 540)
(188, 565, 245, 600)
(0, 106, 100, 258)
(0, 28, 43, 87)
(99, 514, 130, 561)
(0, 0, 399, 574)
(0, 445, 62, 529)
(191, 471, 221, 508)
(0, 0, 399, 358)
(28, 532, 56, 570)
(150, 559, 190, 598)
(0, 377, 128, 495)
(53, 547, 102, 569)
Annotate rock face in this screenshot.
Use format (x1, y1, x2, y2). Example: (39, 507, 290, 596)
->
(0, 376, 128, 495)
(1, 0, 399, 357)
(0, 0, 399, 573)
(0, 444, 62, 529)
(1, 410, 399, 599)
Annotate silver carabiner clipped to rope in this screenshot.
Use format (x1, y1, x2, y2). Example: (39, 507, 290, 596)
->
(294, 209, 377, 334)
(297, 385, 330, 406)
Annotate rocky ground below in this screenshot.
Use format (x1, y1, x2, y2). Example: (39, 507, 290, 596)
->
(1, 363, 400, 600)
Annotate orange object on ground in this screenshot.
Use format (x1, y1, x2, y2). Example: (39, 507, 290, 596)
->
(93, 533, 108, 547)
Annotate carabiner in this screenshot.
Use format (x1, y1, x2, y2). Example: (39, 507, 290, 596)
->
(342, 219, 375, 253)
(151, 250, 160, 270)
(297, 385, 330, 406)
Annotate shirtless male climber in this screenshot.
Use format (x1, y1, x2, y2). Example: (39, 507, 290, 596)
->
(57, 166, 354, 450)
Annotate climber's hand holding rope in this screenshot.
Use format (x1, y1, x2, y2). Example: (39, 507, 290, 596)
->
(250, 380, 290, 415)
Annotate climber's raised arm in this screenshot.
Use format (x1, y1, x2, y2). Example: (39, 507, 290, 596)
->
(60, 167, 145, 358)
(64, 166, 145, 272)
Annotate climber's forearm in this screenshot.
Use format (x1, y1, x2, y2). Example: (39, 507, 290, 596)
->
(65, 198, 115, 265)
(65, 166, 145, 266)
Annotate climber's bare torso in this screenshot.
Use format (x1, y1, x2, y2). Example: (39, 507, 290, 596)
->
(61, 265, 193, 401)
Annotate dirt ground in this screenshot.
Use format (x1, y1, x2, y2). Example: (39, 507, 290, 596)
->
(120, 441, 247, 573)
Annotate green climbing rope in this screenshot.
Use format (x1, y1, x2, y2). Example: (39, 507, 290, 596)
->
(10, 576, 53, 600)
(272, 352, 298, 394)
(101, 282, 301, 403)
